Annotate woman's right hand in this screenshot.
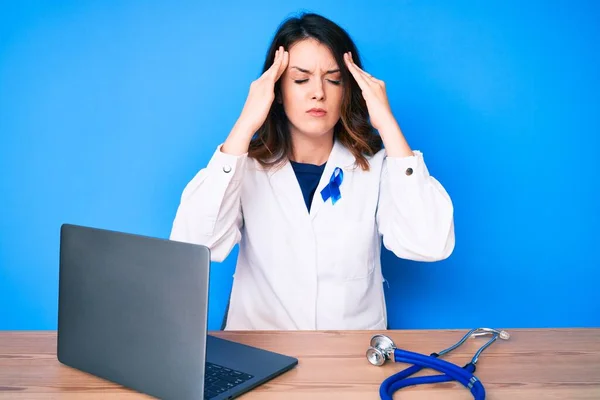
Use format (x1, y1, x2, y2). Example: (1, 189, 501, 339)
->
(237, 46, 289, 134)
(222, 46, 289, 156)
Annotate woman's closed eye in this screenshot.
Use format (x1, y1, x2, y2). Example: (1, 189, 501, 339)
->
(294, 78, 341, 85)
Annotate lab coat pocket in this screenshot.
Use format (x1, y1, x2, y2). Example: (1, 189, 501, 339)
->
(322, 219, 376, 281)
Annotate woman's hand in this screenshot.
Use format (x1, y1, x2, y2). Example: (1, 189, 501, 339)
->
(222, 46, 289, 155)
(344, 52, 413, 157)
(238, 46, 289, 134)
(343, 52, 395, 132)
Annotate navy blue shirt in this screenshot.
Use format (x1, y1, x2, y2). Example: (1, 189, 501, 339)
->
(290, 160, 327, 212)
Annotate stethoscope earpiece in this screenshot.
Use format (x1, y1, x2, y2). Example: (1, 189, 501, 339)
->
(366, 334, 396, 366)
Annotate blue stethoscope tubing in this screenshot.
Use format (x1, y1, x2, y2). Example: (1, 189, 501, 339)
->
(379, 349, 484, 400)
(370, 328, 510, 400)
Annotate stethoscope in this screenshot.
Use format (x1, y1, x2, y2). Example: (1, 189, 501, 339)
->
(366, 327, 510, 400)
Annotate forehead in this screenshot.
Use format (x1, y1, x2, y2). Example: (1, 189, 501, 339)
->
(288, 39, 338, 70)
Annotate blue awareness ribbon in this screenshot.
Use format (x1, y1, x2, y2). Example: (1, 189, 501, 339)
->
(320, 167, 344, 205)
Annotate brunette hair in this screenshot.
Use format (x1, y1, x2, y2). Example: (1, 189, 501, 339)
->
(248, 12, 383, 170)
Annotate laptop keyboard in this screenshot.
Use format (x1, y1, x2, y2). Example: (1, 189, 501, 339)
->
(204, 362, 254, 399)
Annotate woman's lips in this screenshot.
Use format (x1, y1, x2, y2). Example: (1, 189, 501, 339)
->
(307, 109, 327, 117)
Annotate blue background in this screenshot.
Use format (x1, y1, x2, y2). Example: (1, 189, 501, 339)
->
(1, 1, 598, 331)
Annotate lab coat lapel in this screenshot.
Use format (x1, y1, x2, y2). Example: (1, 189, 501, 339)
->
(267, 159, 311, 220)
(309, 139, 356, 221)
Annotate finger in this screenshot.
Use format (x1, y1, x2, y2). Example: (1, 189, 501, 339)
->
(345, 52, 371, 81)
(365, 73, 379, 85)
(265, 47, 283, 79)
(276, 49, 287, 74)
(348, 52, 375, 80)
(364, 72, 379, 85)
(270, 48, 286, 82)
(344, 53, 371, 90)
(265, 48, 280, 74)
(275, 51, 289, 81)
(364, 72, 376, 81)
(349, 54, 381, 87)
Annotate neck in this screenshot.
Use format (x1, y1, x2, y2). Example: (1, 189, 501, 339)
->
(290, 131, 334, 165)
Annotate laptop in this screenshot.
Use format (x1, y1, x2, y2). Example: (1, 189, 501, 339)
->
(57, 223, 298, 400)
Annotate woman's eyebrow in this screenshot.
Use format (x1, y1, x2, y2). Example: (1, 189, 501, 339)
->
(290, 66, 340, 75)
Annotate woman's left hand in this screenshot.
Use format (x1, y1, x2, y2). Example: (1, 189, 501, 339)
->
(343, 52, 396, 131)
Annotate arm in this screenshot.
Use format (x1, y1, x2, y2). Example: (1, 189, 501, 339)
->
(376, 151, 455, 261)
(169, 144, 247, 262)
(171, 46, 290, 261)
(343, 52, 455, 261)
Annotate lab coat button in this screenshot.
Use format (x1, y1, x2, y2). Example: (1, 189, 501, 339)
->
(223, 165, 232, 173)
(405, 167, 413, 176)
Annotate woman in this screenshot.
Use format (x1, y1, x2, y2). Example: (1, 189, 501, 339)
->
(170, 13, 455, 330)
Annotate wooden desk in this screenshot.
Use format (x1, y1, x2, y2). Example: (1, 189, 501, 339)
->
(1, 328, 599, 399)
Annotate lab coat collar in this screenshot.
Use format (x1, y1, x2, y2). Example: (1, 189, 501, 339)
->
(267, 137, 357, 221)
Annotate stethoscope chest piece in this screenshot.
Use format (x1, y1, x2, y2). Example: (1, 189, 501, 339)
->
(366, 334, 396, 366)
(366, 328, 510, 400)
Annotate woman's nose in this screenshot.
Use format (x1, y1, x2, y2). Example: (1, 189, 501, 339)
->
(311, 80, 325, 100)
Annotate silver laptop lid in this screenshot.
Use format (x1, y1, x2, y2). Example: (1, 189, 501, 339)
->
(57, 223, 210, 400)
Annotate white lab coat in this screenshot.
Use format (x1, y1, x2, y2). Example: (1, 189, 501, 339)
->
(170, 138, 455, 330)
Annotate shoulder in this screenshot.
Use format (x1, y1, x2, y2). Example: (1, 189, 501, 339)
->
(370, 147, 387, 163)
(360, 147, 386, 173)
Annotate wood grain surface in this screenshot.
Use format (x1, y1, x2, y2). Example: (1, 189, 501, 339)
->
(1, 328, 599, 399)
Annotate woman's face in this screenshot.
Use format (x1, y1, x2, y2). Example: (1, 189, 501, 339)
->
(280, 38, 343, 141)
